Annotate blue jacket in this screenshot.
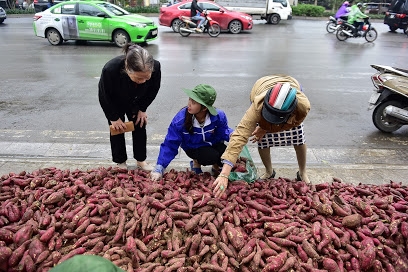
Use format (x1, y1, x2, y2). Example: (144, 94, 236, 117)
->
(156, 107, 233, 169)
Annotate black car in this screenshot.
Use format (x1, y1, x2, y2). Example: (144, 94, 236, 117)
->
(384, 0, 408, 33)
(33, 0, 68, 12)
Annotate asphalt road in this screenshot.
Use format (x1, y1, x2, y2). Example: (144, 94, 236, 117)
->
(0, 16, 408, 184)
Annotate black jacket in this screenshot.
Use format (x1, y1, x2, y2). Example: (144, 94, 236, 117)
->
(98, 55, 161, 122)
(191, 0, 203, 17)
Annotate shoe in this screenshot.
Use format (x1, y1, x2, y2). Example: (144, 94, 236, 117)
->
(259, 169, 276, 180)
(116, 162, 128, 169)
(296, 171, 302, 181)
(137, 161, 154, 171)
(195, 28, 202, 33)
(190, 160, 203, 174)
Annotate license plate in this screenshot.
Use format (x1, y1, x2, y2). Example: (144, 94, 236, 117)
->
(152, 30, 158, 35)
(390, 14, 395, 18)
(368, 92, 381, 104)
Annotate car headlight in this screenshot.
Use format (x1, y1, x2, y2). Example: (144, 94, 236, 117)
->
(128, 22, 147, 28)
(240, 15, 252, 20)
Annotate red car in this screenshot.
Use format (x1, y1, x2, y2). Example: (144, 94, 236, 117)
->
(159, 0, 253, 34)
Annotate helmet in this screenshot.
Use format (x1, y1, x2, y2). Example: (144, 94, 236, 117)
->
(343, 1, 349, 5)
(262, 83, 298, 124)
(357, 2, 363, 7)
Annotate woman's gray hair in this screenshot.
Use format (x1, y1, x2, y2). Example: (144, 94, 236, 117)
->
(123, 43, 154, 73)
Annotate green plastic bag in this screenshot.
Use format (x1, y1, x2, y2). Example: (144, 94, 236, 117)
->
(49, 255, 126, 272)
(228, 145, 257, 183)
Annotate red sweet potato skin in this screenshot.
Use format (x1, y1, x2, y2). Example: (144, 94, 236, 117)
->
(1, 167, 408, 272)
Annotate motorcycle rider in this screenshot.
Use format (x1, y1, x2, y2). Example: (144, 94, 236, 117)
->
(347, 2, 368, 36)
(191, 0, 205, 32)
(335, 1, 351, 20)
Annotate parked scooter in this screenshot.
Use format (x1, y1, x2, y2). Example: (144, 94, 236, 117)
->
(179, 10, 221, 38)
(336, 17, 377, 42)
(326, 15, 347, 33)
(368, 64, 408, 133)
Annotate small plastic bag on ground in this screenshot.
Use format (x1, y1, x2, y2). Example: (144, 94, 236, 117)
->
(228, 145, 257, 183)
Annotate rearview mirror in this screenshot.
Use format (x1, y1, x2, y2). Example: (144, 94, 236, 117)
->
(96, 12, 107, 18)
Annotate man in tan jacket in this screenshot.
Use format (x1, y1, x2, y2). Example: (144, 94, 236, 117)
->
(213, 75, 311, 198)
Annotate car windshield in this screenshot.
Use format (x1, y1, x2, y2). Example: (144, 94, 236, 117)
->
(96, 2, 130, 16)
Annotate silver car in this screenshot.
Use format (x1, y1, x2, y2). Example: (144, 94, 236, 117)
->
(0, 6, 6, 24)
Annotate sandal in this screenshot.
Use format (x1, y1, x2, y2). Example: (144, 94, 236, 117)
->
(190, 161, 203, 174)
(259, 169, 276, 180)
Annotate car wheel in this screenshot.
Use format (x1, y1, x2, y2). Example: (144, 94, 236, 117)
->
(389, 25, 398, 32)
(0, 19, 4, 24)
(171, 19, 182, 32)
(113, 30, 130, 48)
(267, 14, 280, 25)
(228, 19, 242, 34)
(46, 28, 63, 46)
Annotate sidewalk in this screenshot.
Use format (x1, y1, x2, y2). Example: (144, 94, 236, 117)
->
(1, 140, 407, 186)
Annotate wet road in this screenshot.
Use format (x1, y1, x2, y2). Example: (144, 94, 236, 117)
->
(1, 16, 408, 151)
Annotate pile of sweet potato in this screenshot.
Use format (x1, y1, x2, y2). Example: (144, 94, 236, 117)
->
(0, 167, 408, 272)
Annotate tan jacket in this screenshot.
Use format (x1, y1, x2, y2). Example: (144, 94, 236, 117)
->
(222, 75, 311, 164)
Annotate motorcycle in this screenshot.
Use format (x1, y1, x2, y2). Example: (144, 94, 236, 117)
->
(368, 64, 408, 133)
(178, 10, 221, 38)
(326, 15, 347, 33)
(335, 17, 377, 42)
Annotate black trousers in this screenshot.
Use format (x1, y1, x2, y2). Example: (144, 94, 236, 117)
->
(109, 115, 147, 164)
(185, 142, 227, 167)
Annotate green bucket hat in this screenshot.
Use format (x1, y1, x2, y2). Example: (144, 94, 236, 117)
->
(183, 84, 218, 115)
(49, 255, 126, 272)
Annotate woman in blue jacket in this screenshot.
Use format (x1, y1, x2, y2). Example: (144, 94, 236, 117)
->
(150, 84, 233, 181)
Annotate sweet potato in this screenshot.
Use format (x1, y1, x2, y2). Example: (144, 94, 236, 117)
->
(43, 191, 64, 205)
(264, 251, 287, 271)
(342, 214, 362, 228)
(13, 225, 33, 246)
(278, 256, 296, 272)
(224, 222, 245, 250)
(322, 257, 341, 272)
(0, 228, 14, 244)
(238, 238, 257, 260)
(0, 246, 12, 263)
(184, 214, 201, 232)
(302, 240, 320, 260)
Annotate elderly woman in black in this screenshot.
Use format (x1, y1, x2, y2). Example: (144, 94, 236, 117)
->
(98, 43, 161, 170)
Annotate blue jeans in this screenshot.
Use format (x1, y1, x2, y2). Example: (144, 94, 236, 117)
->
(191, 15, 205, 28)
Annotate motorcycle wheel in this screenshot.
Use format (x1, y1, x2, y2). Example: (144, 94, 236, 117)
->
(179, 22, 192, 37)
(326, 22, 337, 33)
(365, 28, 378, 42)
(208, 23, 221, 37)
(372, 100, 403, 133)
(336, 26, 349, 41)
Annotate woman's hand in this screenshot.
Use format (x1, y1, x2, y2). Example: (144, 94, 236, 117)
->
(110, 118, 127, 133)
(134, 111, 148, 127)
(213, 175, 228, 198)
(150, 171, 162, 181)
(250, 126, 266, 143)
